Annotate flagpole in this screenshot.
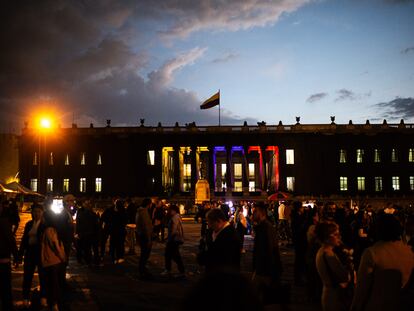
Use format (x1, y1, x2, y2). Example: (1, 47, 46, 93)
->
(218, 89, 221, 127)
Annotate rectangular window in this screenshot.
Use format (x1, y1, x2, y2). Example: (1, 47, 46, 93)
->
(374, 149, 381, 163)
(95, 178, 102, 192)
(30, 179, 38, 192)
(80, 178, 86, 193)
(339, 149, 347, 163)
(234, 163, 242, 178)
(356, 149, 364, 163)
(410, 176, 414, 191)
(63, 179, 69, 192)
(234, 181, 243, 192)
(375, 177, 383, 192)
(392, 176, 400, 191)
(248, 163, 255, 178)
(33, 152, 38, 165)
(64, 154, 70, 165)
(47, 178, 53, 192)
(409, 148, 414, 162)
(286, 149, 295, 165)
(183, 163, 191, 177)
(221, 163, 227, 177)
(286, 177, 295, 192)
(49, 152, 54, 165)
(97, 154, 102, 165)
(357, 177, 365, 191)
(249, 181, 256, 192)
(391, 148, 398, 162)
(340, 177, 348, 191)
(81, 152, 86, 165)
(147, 150, 155, 165)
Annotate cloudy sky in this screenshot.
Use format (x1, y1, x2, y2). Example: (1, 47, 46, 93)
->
(1, 0, 413, 132)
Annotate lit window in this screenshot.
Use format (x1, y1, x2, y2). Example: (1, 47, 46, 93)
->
(249, 181, 256, 192)
(47, 178, 53, 192)
(234, 181, 243, 192)
(65, 154, 70, 165)
(374, 149, 381, 163)
(339, 149, 347, 163)
(286, 149, 294, 165)
(183, 163, 191, 177)
(49, 152, 54, 165)
(410, 177, 414, 191)
(356, 149, 364, 163)
(63, 179, 69, 192)
(221, 163, 227, 177)
(248, 163, 255, 178)
(147, 150, 155, 165)
(357, 177, 365, 191)
(409, 148, 414, 162)
(375, 177, 383, 192)
(234, 163, 242, 178)
(95, 178, 102, 192)
(286, 177, 295, 192)
(30, 179, 38, 192)
(33, 152, 38, 165)
(392, 176, 400, 191)
(80, 178, 86, 192)
(340, 177, 348, 191)
(81, 152, 86, 165)
(391, 149, 398, 162)
(97, 154, 102, 165)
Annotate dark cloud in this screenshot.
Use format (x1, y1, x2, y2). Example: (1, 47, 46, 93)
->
(306, 92, 328, 103)
(374, 97, 414, 120)
(3, 0, 301, 131)
(401, 46, 414, 54)
(212, 53, 239, 64)
(335, 89, 371, 102)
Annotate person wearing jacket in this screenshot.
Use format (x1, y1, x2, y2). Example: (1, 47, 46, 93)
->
(135, 198, 153, 278)
(19, 203, 47, 308)
(41, 213, 66, 311)
(161, 204, 185, 276)
(0, 201, 18, 311)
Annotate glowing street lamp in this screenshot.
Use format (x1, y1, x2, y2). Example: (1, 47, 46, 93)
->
(40, 118, 51, 129)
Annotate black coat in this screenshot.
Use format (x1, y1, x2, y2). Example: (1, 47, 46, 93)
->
(253, 219, 282, 279)
(205, 225, 240, 273)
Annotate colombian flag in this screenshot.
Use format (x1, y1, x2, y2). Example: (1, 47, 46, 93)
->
(200, 91, 220, 109)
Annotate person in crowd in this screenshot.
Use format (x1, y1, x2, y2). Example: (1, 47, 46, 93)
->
(0, 200, 18, 311)
(136, 198, 153, 279)
(75, 199, 100, 265)
(315, 222, 351, 311)
(152, 199, 167, 242)
(195, 201, 211, 239)
(109, 199, 127, 264)
(305, 210, 322, 303)
(251, 202, 282, 302)
(161, 204, 185, 277)
(278, 201, 292, 244)
(353, 210, 373, 268)
(235, 205, 248, 253)
(291, 201, 308, 286)
(9, 198, 20, 235)
(18, 203, 47, 308)
(405, 214, 414, 251)
(220, 203, 231, 221)
(203, 208, 240, 274)
(126, 198, 138, 254)
(351, 214, 414, 311)
(99, 203, 114, 260)
(41, 213, 66, 311)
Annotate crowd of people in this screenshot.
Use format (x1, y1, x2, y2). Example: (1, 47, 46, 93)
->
(1, 196, 414, 311)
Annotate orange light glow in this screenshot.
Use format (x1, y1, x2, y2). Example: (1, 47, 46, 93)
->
(40, 118, 51, 129)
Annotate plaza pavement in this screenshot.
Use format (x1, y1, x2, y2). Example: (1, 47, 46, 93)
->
(11, 213, 321, 311)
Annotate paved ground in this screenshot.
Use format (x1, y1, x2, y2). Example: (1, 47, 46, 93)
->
(11, 213, 322, 311)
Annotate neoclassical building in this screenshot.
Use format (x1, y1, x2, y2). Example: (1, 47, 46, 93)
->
(18, 119, 414, 199)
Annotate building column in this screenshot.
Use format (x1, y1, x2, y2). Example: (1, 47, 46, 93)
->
(173, 146, 180, 194)
(154, 147, 163, 195)
(208, 146, 215, 193)
(242, 145, 249, 195)
(261, 145, 268, 194)
(225, 145, 232, 194)
(191, 146, 198, 192)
